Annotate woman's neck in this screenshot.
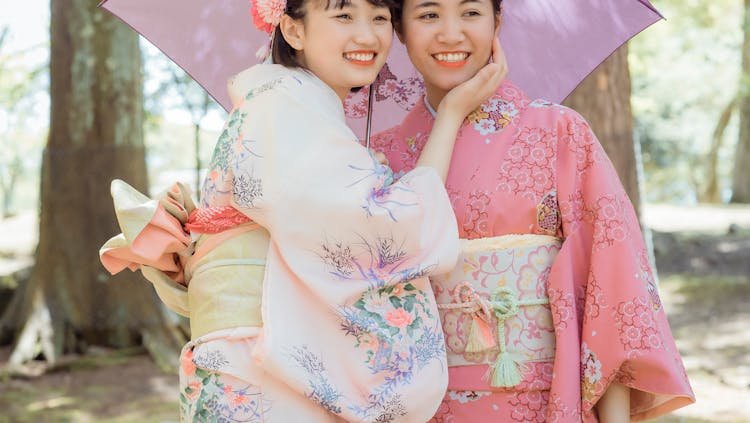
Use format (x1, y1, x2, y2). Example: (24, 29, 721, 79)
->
(424, 82, 448, 113)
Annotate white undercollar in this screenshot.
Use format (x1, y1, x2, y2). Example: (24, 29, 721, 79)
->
(423, 95, 438, 118)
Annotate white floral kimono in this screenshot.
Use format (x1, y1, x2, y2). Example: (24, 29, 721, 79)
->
(193, 64, 459, 422)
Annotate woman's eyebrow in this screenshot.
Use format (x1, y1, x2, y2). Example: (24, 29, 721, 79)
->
(414, 1, 440, 9)
(414, 0, 481, 9)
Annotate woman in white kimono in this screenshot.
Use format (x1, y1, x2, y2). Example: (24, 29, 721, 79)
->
(100, 0, 506, 420)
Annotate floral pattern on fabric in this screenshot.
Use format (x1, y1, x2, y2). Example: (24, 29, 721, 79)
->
(613, 296, 663, 358)
(336, 252, 446, 420)
(288, 346, 344, 414)
(462, 190, 492, 238)
(583, 271, 607, 326)
(468, 95, 520, 135)
(580, 342, 603, 404)
(496, 126, 557, 202)
(180, 348, 271, 422)
(535, 191, 561, 236)
(344, 64, 425, 118)
(509, 390, 549, 423)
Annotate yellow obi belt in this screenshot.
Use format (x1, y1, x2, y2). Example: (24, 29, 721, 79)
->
(431, 234, 561, 389)
(184, 225, 268, 340)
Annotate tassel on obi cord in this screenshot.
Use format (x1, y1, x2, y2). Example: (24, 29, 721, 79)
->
(437, 282, 550, 388)
(437, 282, 496, 353)
(488, 287, 549, 388)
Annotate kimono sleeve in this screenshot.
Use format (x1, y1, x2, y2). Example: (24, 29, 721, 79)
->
(226, 75, 459, 277)
(551, 110, 694, 420)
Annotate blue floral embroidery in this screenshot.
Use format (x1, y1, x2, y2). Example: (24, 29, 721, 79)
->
(320, 236, 433, 288)
(288, 346, 343, 414)
(180, 366, 271, 422)
(244, 77, 287, 101)
(232, 173, 263, 208)
(348, 155, 416, 221)
(341, 281, 446, 420)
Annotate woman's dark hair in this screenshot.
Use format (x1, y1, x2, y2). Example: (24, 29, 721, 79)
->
(272, 0, 399, 67)
(391, 0, 502, 34)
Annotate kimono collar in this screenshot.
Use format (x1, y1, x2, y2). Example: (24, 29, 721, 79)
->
(418, 80, 529, 122)
(423, 95, 438, 118)
(227, 64, 346, 122)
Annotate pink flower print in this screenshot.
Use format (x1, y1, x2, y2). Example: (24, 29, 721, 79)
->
(518, 127, 544, 146)
(391, 283, 405, 297)
(181, 349, 196, 377)
(378, 79, 400, 97)
(508, 144, 527, 162)
(609, 225, 627, 242)
(475, 118, 497, 135)
(429, 399, 455, 423)
(583, 356, 602, 384)
(385, 308, 414, 329)
(231, 392, 249, 407)
(526, 321, 542, 339)
(359, 333, 378, 350)
(223, 385, 234, 394)
(185, 381, 202, 401)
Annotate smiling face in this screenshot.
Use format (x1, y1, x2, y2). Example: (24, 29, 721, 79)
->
(398, 0, 498, 106)
(282, 0, 394, 100)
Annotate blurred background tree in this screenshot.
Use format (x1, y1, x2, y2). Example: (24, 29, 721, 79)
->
(731, 0, 750, 202)
(0, 0, 183, 371)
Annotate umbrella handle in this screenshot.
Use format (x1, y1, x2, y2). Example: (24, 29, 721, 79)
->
(365, 83, 374, 150)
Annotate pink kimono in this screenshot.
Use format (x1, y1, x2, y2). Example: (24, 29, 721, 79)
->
(370, 81, 695, 421)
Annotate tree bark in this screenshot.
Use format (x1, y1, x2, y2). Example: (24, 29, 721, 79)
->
(731, 0, 750, 203)
(563, 44, 642, 216)
(703, 97, 737, 203)
(1, 0, 184, 371)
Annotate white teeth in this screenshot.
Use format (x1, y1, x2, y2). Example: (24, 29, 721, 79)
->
(434, 52, 469, 62)
(345, 52, 375, 62)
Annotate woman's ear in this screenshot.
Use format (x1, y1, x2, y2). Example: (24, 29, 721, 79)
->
(279, 14, 305, 50)
(494, 13, 502, 37)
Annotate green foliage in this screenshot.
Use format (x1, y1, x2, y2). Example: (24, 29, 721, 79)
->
(631, 0, 744, 203)
(0, 25, 48, 216)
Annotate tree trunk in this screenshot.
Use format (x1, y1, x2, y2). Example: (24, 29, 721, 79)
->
(703, 97, 737, 203)
(563, 44, 642, 216)
(1, 0, 184, 371)
(731, 0, 750, 203)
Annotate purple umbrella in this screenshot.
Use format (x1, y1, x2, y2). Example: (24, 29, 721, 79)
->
(100, 0, 662, 138)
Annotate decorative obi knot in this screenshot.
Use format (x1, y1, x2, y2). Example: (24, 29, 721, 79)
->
(432, 234, 562, 390)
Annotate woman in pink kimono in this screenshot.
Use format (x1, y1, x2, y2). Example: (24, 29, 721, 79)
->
(369, 0, 695, 420)
(100, 0, 506, 421)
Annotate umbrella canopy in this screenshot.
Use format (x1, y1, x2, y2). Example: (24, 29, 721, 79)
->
(100, 0, 662, 137)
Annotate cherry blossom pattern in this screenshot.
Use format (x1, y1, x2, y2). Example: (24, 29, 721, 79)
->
(496, 126, 557, 202)
(613, 296, 663, 359)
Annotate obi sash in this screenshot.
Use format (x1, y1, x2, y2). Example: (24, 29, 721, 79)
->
(100, 180, 267, 340)
(431, 234, 562, 390)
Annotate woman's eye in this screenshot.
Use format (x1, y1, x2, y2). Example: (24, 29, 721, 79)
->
(374, 14, 391, 22)
(335, 13, 353, 20)
(463, 10, 481, 17)
(418, 12, 438, 20)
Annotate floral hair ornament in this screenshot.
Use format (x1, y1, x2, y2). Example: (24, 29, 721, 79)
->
(250, 0, 287, 60)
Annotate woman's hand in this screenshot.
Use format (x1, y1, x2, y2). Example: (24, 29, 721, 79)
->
(438, 37, 508, 119)
(416, 38, 507, 182)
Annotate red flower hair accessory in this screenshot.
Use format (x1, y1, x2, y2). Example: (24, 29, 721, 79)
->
(250, 0, 286, 34)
